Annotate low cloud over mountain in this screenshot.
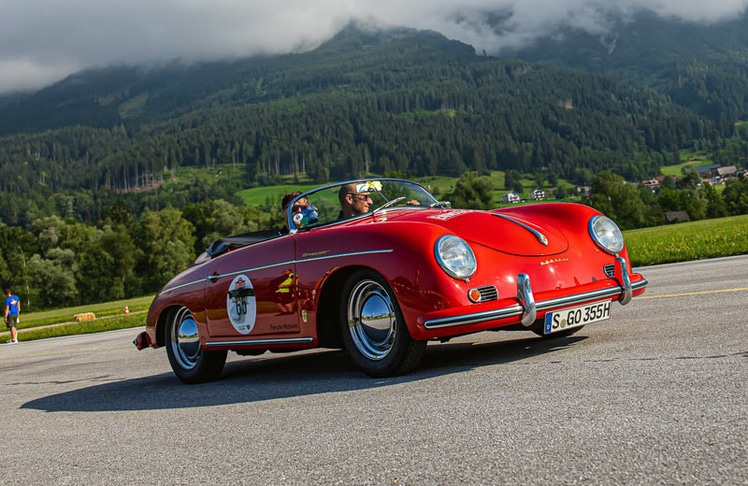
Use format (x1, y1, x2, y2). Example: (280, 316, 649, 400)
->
(1, 0, 746, 94)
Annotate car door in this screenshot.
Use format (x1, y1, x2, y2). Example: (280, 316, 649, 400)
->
(203, 235, 300, 338)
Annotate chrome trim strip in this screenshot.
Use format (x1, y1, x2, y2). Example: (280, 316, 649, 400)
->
(493, 213, 549, 246)
(299, 248, 393, 264)
(161, 249, 394, 293)
(161, 279, 205, 294)
(205, 336, 315, 348)
(423, 278, 648, 329)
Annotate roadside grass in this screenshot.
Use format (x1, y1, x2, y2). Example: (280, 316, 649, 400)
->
(8, 313, 148, 342)
(624, 214, 748, 267)
(1, 295, 153, 343)
(20, 295, 153, 327)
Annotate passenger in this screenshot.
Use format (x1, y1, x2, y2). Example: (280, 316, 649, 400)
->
(338, 183, 372, 219)
(281, 191, 309, 230)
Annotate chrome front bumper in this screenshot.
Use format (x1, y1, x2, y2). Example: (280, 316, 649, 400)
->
(424, 255, 646, 330)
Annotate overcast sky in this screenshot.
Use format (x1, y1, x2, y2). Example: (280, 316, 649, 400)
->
(1, 0, 746, 95)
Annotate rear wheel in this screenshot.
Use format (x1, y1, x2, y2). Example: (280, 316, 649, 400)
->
(339, 270, 426, 377)
(165, 306, 227, 384)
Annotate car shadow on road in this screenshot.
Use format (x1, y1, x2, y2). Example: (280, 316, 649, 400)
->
(22, 333, 586, 413)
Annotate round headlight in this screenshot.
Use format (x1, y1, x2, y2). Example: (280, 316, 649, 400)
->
(435, 235, 477, 279)
(589, 216, 624, 254)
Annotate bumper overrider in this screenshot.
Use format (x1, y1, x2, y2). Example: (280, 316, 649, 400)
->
(420, 255, 647, 330)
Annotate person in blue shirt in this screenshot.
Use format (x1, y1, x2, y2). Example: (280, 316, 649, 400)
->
(5, 288, 20, 344)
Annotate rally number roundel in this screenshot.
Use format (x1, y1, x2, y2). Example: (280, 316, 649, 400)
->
(226, 274, 257, 334)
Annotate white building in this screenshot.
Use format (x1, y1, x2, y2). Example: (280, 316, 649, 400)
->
(503, 192, 521, 203)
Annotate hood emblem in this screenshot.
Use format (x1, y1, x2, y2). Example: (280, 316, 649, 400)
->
(493, 214, 549, 246)
(540, 257, 569, 266)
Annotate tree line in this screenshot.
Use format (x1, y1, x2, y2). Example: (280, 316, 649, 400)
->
(447, 169, 748, 230)
(2, 166, 746, 312)
(0, 196, 278, 312)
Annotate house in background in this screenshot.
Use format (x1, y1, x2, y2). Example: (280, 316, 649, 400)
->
(502, 192, 521, 203)
(717, 166, 738, 178)
(641, 179, 660, 191)
(695, 164, 721, 177)
(530, 188, 546, 200)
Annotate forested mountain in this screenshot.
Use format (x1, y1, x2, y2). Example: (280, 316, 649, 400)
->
(503, 10, 748, 125)
(1, 25, 745, 228)
(0, 28, 480, 135)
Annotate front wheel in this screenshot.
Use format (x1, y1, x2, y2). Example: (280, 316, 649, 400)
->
(339, 270, 426, 377)
(165, 306, 227, 384)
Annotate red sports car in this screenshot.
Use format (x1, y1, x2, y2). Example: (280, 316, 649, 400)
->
(134, 178, 647, 383)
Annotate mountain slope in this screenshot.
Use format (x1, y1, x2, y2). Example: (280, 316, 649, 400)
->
(0, 27, 477, 136)
(502, 10, 748, 122)
(0, 24, 733, 219)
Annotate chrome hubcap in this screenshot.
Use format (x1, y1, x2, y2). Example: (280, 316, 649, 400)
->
(347, 279, 396, 360)
(170, 307, 200, 370)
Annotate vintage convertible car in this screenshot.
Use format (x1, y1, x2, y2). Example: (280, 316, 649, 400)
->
(134, 178, 647, 383)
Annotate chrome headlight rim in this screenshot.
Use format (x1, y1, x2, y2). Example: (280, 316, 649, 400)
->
(589, 215, 625, 255)
(435, 235, 477, 279)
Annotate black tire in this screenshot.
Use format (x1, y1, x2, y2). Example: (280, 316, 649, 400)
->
(339, 269, 426, 377)
(165, 306, 227, 384)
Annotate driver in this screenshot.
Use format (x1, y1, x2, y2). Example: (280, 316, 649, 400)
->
(338, 182, 372, 219)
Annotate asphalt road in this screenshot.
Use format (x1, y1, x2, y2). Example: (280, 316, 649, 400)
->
(1, 256, 746, 485)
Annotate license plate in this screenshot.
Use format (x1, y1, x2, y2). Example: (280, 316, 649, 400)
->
(544, 300, 611, 334)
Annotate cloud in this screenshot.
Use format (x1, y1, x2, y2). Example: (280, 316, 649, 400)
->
(0, 60, 79, 94)
(1, 0, 746, 95)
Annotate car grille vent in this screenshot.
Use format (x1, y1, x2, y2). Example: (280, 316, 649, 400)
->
(603, 264, 615, 277)
(476, 286, 498, 301)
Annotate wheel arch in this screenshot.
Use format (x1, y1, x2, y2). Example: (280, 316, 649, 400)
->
(154, 305, 181, 348)
(315, 265, 377, 349)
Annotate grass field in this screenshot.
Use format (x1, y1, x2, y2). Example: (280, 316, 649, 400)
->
(173, 160, 699, 208)
(238, 171, 581, 207)
(239, 183, 320, 207)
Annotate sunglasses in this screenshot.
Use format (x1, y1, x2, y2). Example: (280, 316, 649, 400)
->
(348, 193, 372, 201)
(292, 204, 307, 213)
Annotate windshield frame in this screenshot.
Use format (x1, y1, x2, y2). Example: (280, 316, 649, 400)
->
(286, 178, 439, 234)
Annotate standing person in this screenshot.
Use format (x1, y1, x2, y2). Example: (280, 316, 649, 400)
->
(4, 288, 20, 344)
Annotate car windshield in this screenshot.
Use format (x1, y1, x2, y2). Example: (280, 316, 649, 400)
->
(286, 178, 440, 231)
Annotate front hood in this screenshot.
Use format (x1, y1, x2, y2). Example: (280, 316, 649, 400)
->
(419, 209, 569, 256)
